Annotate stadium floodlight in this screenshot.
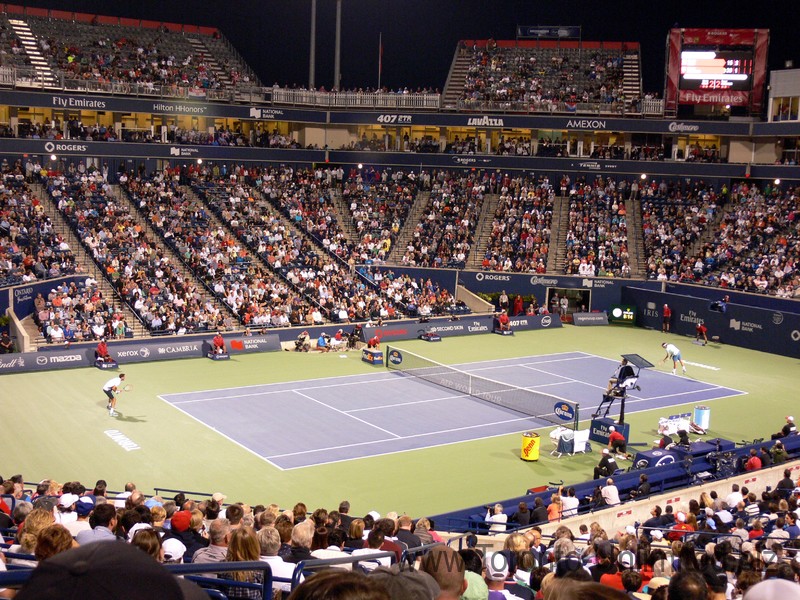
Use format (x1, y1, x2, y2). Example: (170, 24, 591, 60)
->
(357, 163, 363, 170)
(50, 154, 57, 161)
(197, 158, 203, 165)
(640, 173, 647, 180)
(775, 179, 781, 185)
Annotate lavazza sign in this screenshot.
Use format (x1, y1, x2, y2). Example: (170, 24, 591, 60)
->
(466, 116, 505, 127)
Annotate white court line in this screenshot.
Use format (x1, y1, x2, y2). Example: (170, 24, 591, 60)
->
(162, 369, 397, 399)
(292, 390, 401, 439)
(266, 414, 541, 459)
(156, 395, 287, 472)
(684, 360, 721, 371)
(465, 355, 595, 375)
(171, 375, 410, 405)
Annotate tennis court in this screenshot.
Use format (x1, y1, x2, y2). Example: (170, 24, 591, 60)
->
(160, 350, 745, 470)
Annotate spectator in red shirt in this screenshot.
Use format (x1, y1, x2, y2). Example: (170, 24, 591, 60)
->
(95, 338, 112, 362)
(696, 322, 708, 345)
(744, 448, 762, 471)
(212, 331, 227, 355)
(668, 512, 694, 541)
(496, 310, 510, 331)
(608, 426, 629, 459)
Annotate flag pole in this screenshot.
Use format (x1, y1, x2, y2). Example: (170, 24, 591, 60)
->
(378, 32, 382, 90)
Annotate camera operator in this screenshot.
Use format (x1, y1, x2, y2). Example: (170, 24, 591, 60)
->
(295, 331, 311, 352)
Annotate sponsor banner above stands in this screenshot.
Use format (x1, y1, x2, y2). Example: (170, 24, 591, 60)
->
(0, 90, 327, 123)
(571, 312, 610, 326)
(327, 111, 750, 135)
(362, 313, 561, 343)
(622, 287, 800, 359)
(327, 150, 746, 178)
(2, 138, 324, 163)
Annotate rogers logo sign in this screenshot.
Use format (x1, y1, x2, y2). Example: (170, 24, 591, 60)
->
(375, 328, 408, 337)
(44, 142, 88, 153)
(475, 272, 511, 281)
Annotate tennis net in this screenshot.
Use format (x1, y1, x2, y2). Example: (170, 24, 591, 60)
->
(385, 346, 579, 427)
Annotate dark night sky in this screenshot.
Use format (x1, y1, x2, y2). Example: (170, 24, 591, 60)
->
(16, 1, 797, 94)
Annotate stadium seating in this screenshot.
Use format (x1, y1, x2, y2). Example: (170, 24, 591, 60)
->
(456, 41, 632, 114)
(564, 178, 630, 278)
(46, 170, 226, 334)
(690, 183, 799, 296)
(400, 170, 485, 269)
(0, 173, 79, 288)
(481, 175, 553, 272)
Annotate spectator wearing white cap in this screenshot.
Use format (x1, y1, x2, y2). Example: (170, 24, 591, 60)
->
(55, 493, 79, 525)
(64, 496, 95, 538)
(771, 416, 797, 440)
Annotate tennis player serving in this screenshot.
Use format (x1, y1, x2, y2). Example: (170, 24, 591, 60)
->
(102, 373, 130, 416)
(660, 342, 686, 375)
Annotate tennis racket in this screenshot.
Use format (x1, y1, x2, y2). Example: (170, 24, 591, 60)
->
(121, 384, 133, 392)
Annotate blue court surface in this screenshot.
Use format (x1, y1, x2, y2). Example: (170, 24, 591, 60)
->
(160, 351, 745, 470)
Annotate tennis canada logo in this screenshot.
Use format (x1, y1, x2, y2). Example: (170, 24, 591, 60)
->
(388, 350, 403, 365)
(554, 403, 575, 421)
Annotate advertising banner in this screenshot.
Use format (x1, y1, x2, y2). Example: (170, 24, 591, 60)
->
(622, 287, 800, 359)
(572, 312, 610, 326)
(0, 90, 327, 123)
(361, 313, 562, 343)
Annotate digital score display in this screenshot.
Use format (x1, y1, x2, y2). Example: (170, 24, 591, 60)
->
(679, 50, 754, 91)
(609, 304, 636, 326)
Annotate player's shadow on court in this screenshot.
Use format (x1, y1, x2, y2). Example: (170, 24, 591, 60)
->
(114, 413, 147, 423)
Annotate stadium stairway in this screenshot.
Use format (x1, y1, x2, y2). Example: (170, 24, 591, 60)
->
(622, 53, 643, 108)
(441, 47, 471, 110)
(625, 194, 646, 278)
(30, 183, 149, 346)
(327, 186, 362, 245)
(112, 184, 234, 322)
(468, 192, 500, 269)
(185, 36, 233, 89)
(681, 197, 731, 264)
(548, 196, 569, 273)
(4, 18, 58, 86)
(385, 190, 431, 264)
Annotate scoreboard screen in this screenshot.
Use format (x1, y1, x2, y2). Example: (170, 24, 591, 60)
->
(679, 50, 754, 91)
(609, 304, 636, 326)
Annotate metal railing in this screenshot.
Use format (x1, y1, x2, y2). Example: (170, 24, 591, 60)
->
(271, 88, 441, 110)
